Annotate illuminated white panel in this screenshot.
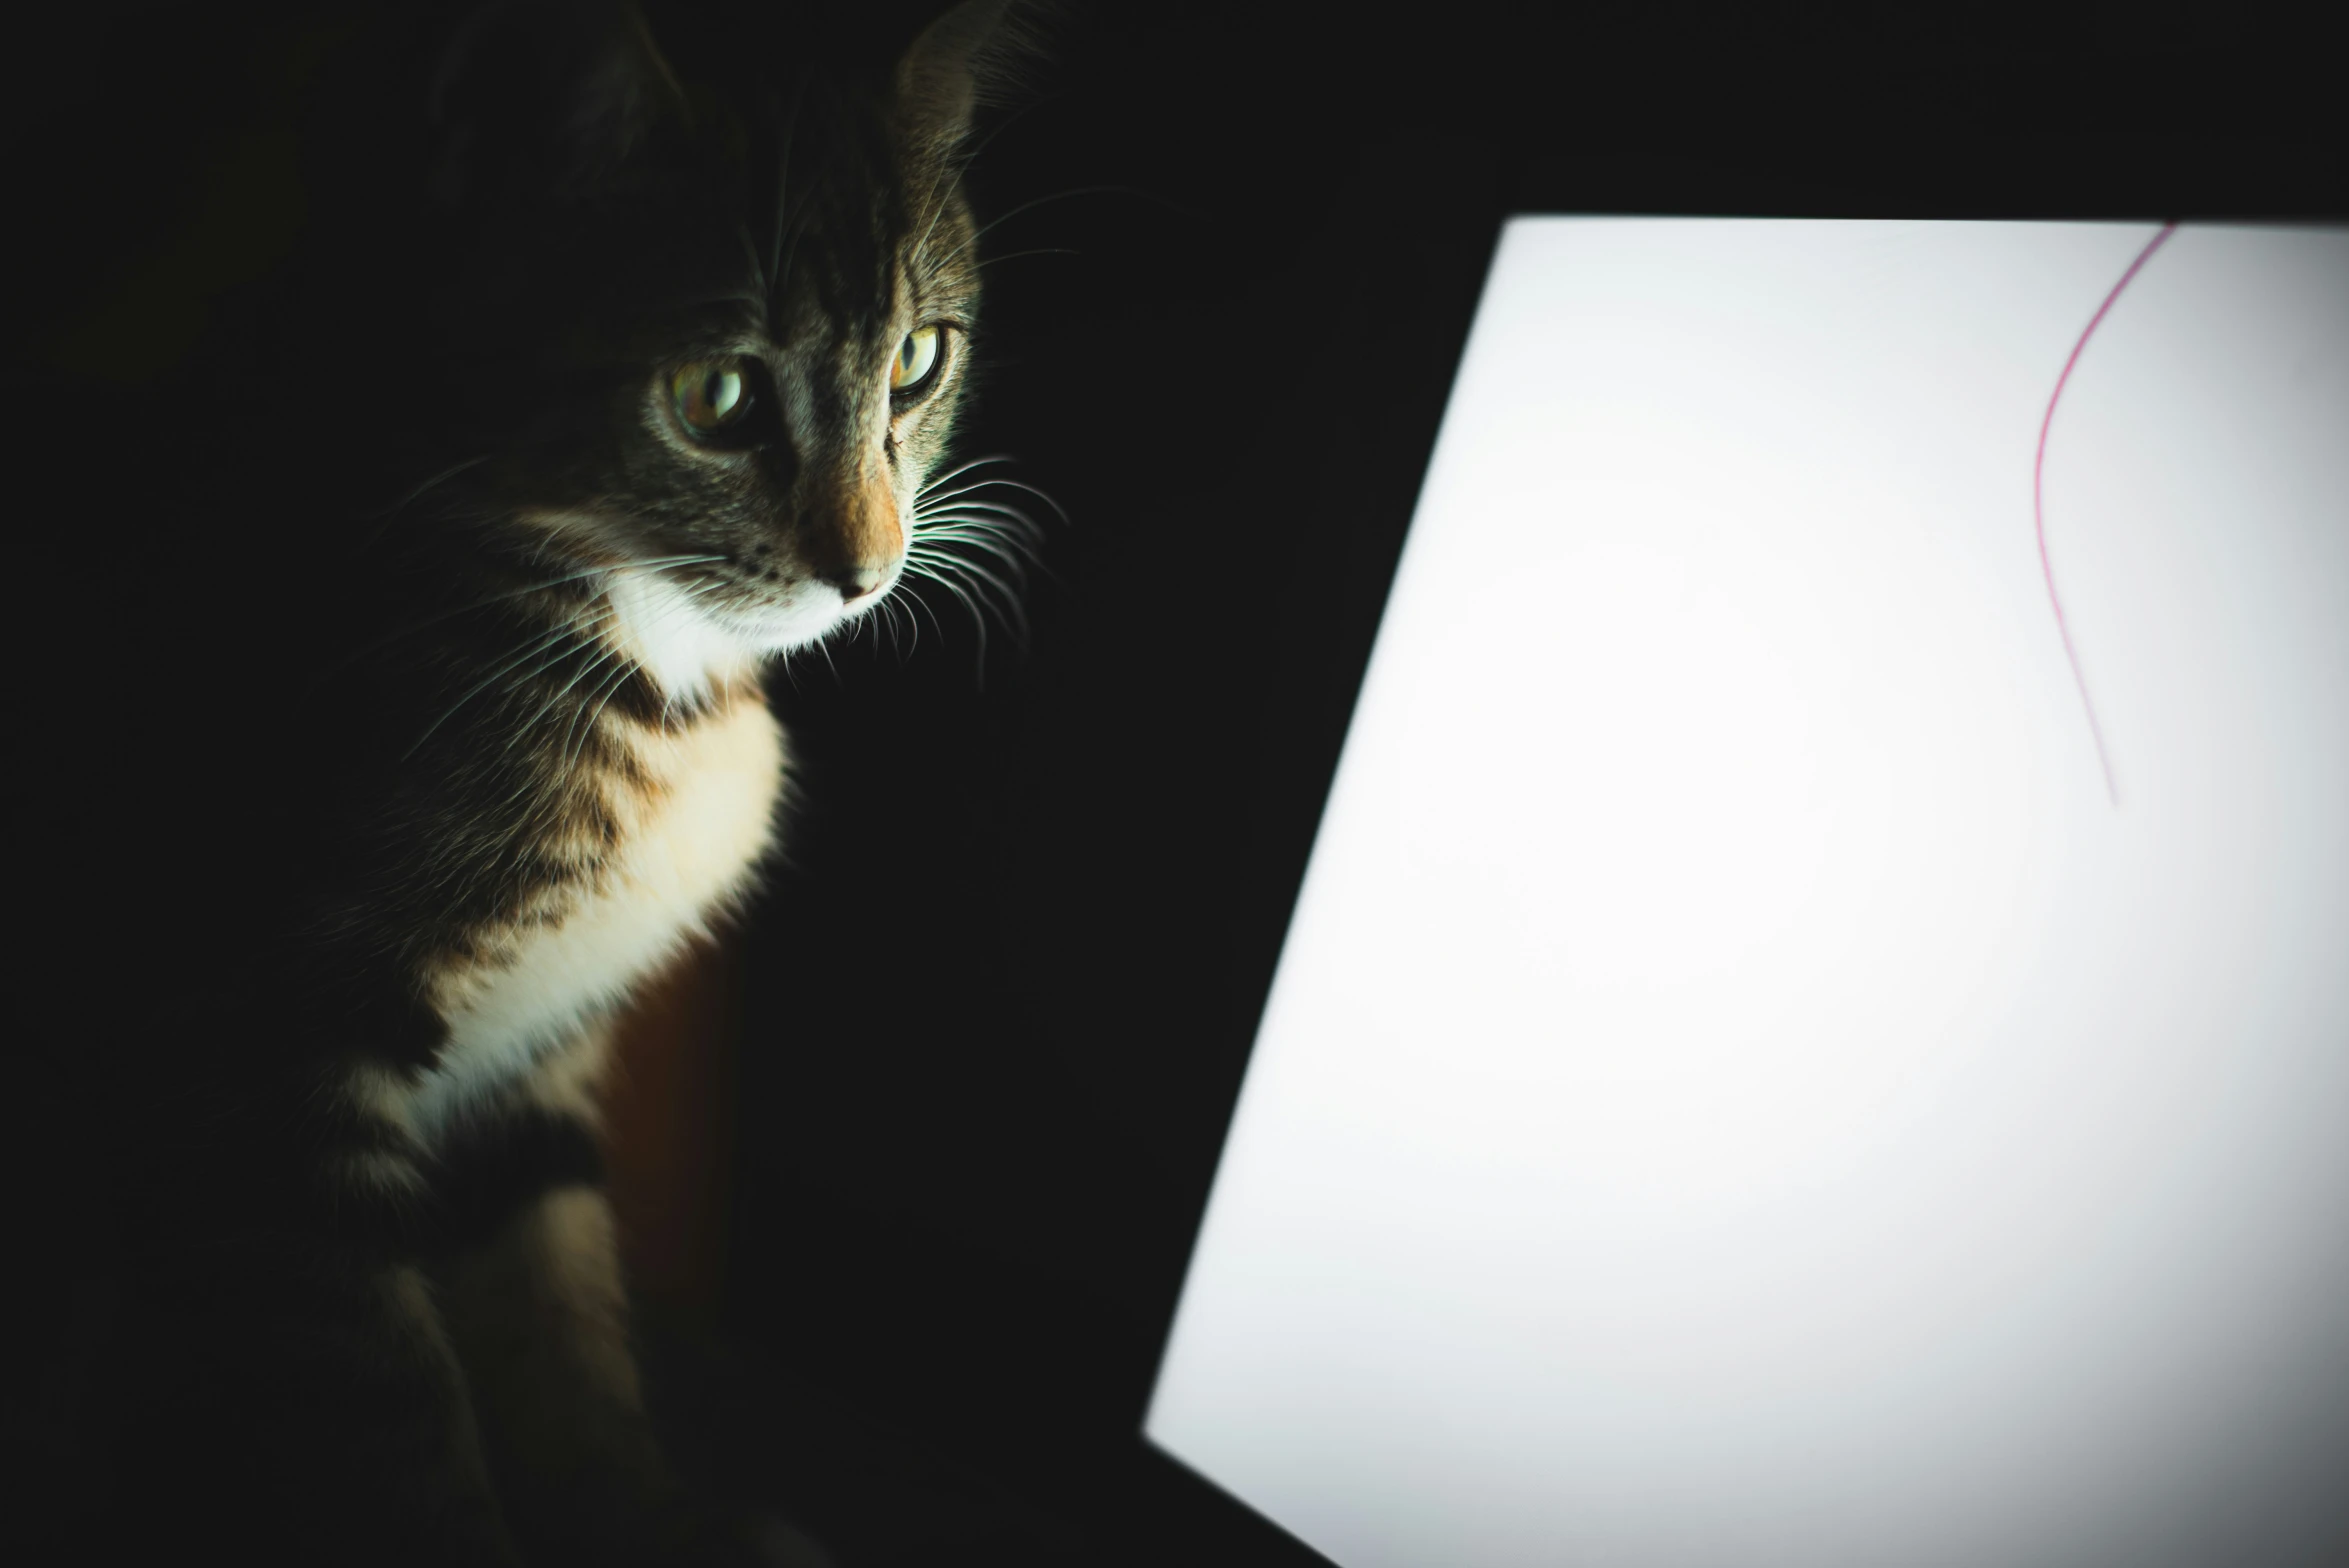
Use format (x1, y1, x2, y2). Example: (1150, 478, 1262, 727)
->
(1147, 220, 2349, 1568)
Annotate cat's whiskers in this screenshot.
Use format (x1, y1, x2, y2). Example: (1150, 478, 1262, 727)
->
(560, 566, 737, 783)
(919, 521, 1049, 575)
(941, 89, 1072, 187)
(919, 499, 1044, 530)
(914, 452, 1019, 499)
(896, 562, 992, 668)
(500, 604, 621, 764)
(628, 570, 760, 726)
(810, 632, 842, 685)
(883, 591, 916, 657)
(306, 553, 732, 697)
(403, 549, 749, 764)
(894, 460, 1064, 677)
(885, 592, 920, 660)
(550, 648, 639, 801)
(912, 570, 1013, 676)
(484, 630, 633, 822)
(905, 542, 1025, 613)
(911, 182, 959, 267)
(894, 575, 948, 649)
(901, 547, 1027, 662)
(405, 619, 592, 763)
(913, 473, 1066, 523)
(910, 524, 1038, 582)
(908, 538, 1030, 596)
(365, 455, 492, 530)
(973, 247, 1080, 272)
(916, 499, 1048, 544)
(932, 184, 1138, 275)
(914, 505, 1048, 573)
(911, 90, 1056, 266)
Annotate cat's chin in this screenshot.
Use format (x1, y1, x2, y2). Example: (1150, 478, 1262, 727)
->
(606, 568, 851, 704)
(717, 570, 906, 658)
(721, 580, 894, 656)
(728, 604, 858, 659)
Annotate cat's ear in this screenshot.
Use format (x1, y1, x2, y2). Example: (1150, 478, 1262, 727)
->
(894, 0, 1056, 162)
(426, 0, 690, 209)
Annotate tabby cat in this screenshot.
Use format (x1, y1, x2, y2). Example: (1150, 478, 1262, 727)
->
(26, 1, 1046, 1562)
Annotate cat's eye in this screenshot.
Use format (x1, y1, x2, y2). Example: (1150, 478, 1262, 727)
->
(671, 358, 754, 437)
(889, 326, 944, 399)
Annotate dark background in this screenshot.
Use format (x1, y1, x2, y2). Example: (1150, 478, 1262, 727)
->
(19, 3, 2344, 1565)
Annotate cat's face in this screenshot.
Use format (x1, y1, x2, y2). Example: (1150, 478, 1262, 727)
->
(520, 102, 984, 703)
(414, 0, 1017, 701)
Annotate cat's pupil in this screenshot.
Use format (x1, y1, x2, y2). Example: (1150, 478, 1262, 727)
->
(891, 326, 941, 393)
(673, 360, 748, 433)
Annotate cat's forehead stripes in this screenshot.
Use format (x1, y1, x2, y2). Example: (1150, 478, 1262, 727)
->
(751, 79, 980, 346)
(761, 85, 900, 329)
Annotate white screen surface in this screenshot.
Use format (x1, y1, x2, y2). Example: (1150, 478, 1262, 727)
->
(1144, 220, 2349, 1568)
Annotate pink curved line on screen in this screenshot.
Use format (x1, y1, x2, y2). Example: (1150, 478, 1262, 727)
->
(2035, 220, 2179, 809)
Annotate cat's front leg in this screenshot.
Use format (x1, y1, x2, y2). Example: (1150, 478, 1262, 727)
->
(432, 1024, 717, 1566)
(110, 1067, 527, 1567)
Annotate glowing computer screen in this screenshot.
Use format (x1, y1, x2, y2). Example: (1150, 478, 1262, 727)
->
(1146, 219, 2349, 1568)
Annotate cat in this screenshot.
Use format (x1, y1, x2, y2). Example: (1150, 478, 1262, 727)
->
(21, 1, 1050, 1562)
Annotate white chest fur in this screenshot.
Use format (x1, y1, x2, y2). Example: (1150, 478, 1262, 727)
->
(412, 691, 785, 1144)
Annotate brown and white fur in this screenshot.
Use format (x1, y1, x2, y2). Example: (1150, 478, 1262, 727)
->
(27, 2, 1053, 1564)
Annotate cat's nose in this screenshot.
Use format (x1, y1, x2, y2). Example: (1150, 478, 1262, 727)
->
(820, 565, 887, 604)
(801, 473, 902, 604)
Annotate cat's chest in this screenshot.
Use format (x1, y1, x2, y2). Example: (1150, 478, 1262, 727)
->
(411, 689, 785, 1141)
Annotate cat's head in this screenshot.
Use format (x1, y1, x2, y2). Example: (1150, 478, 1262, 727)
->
(379, 0, 1047, 699)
